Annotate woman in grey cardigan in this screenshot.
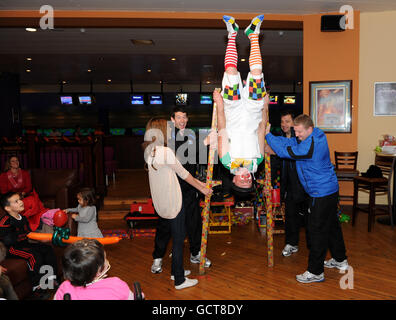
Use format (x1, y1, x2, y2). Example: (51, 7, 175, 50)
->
(66, 188, 103, 238)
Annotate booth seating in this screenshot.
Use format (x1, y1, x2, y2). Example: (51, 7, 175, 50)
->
(0, 169, 79, 299)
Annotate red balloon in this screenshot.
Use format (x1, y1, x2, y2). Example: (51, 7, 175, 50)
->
(53, 210, 68, 227)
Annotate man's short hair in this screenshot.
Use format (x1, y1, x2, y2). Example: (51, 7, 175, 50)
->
(280, 109, 294, 119)
(294, 114, 314, 129)
(0, 192, 18, 211)
(171, 106, 188, 119)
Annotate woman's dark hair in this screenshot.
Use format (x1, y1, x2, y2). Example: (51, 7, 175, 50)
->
(62, 239, 105, 287)
(78, 188, 96, 206)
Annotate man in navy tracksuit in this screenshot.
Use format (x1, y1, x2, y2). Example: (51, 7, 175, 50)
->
(265, 114, 348, 283)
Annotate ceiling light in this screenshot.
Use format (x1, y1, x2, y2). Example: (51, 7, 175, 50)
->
(26, 69, 31, 72)
(240, 58, 246, 62)
(171, 58, 176, 61)
(25, 28, 37, 32)
(26, 57, 32, 61)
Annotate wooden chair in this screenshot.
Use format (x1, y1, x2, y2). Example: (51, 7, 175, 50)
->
(352, 154, 395, 232)
(334, 151, 359, 201)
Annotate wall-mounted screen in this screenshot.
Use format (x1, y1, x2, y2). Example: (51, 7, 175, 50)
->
(60, 96, 73, 105)
(78, 95, 92, 105)
(175, 93, 188, 106)
(149, 94, 163, 105)
(283, 95, 296, 104)
(269, 95, 279, 105)
(200, 94, 212, 105)
(131, 94, 145, 105)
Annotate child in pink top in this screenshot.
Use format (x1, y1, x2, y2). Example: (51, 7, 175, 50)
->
(54, 239, 138, 300)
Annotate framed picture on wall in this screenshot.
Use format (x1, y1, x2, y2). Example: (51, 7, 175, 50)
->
(309, 80, 352, 133)
(374, 82, 396, 116)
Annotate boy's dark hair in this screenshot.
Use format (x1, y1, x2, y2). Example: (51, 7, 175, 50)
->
(280, 109, 294, 119)
(62, 239, 105, 287)
(78, 188, 96, 206)
(0, 192, 18, 211)
(171, 106, 188, 119)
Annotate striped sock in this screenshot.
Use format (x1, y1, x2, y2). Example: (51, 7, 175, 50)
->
(224, 32, 238, 70)
(248, 33, 262, 72)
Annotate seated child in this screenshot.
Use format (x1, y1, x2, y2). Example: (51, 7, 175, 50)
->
(210, 15, 270, 193)
(0, 192, 58, 296)
(0, 241, 19, 300)
(65, 188, 103, 238)
(54, 239, 139, 300)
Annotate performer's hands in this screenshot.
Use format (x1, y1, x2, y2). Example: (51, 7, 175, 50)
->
(265, 123, 271, 135)
(196, 179, 213, 197)
(264, 144, 276, 155)
(264, 93, 270, 106)
(204, 130, 218, 150)
(213, 89, 223, 106)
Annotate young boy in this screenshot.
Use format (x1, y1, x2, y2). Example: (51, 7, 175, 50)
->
(213, 14, 270, 193)
(0, 192, 58, 296)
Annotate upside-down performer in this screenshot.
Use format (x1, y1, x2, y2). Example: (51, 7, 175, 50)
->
(212, 14, 270, 194)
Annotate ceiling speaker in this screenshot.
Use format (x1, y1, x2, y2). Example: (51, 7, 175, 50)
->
(321, 15, 345, 32)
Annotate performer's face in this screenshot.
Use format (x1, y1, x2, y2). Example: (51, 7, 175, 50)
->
(233, 167, 253, 189)
(171, 112, 188, 131)
(294, 124, 313, 141)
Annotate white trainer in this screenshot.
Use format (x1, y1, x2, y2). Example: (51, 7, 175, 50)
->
(296, 271, 325, 284)
(175, 278, 198, 290)
(324, 258, 349, 271)
(282, 244, 299, 257)
(190, 252, 212, 268)
(151, 258, 162, 274)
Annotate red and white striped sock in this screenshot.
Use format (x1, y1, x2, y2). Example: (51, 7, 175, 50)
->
(248, 33, 262, 72)
(224, 32, 238, 70)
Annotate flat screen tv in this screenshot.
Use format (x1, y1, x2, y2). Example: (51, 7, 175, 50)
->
(200, 94, 212, 105)
(60, 95, 73, 105)
(78, 95, 92, 105)
(283, 95, 296, 104)
(149, 94, 163, 105)
(269, 95, 279, 105)
(131, 94, 145, 105)
(175, 93, 188, 106)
